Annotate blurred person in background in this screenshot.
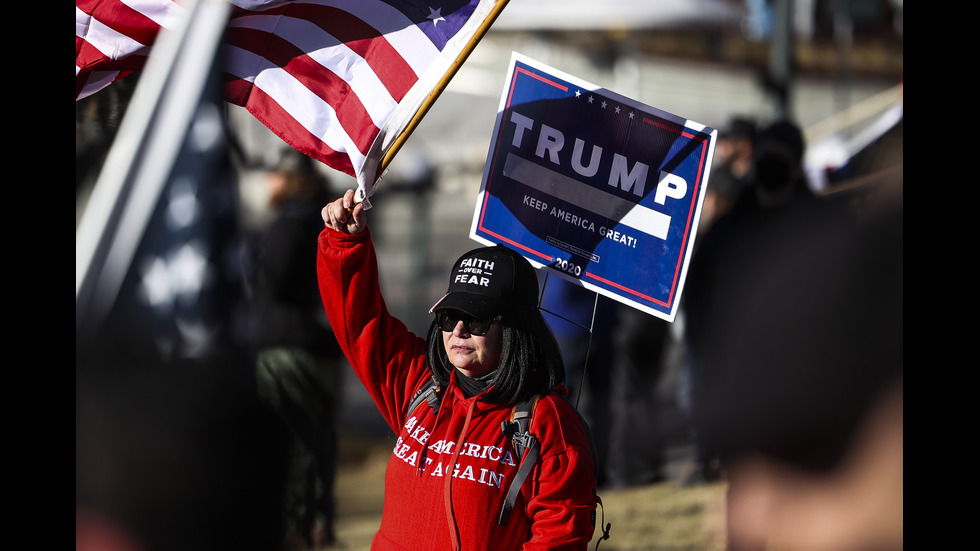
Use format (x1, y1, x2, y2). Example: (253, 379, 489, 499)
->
(682, 119, 818, 486)
(538, 255, 672, 492)
(689, 118, 903, 550)
(541, 277, 617, 488)
(605, 305, 671, 488)
(702, 116, 757, 229)
(676, 116, 757, 486)
(249, 149, 343, 550)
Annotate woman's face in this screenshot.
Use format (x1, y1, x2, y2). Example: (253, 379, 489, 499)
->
(440, 311, 503, 378)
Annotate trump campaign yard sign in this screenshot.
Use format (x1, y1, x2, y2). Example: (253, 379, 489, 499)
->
(470, 53, 716, 322)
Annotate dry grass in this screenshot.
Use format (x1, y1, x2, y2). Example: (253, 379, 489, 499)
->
(327, 433, 728, 551)
(587, 482, 727, 551)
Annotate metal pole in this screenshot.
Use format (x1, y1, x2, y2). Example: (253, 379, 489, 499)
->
(768, 0, 795, 119)
(76, 0, 231, 338)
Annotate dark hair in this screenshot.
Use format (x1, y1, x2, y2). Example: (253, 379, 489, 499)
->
(425, 305, 565, 405)
(695, 194, 903, 472)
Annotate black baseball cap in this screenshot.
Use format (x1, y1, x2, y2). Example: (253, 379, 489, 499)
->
(429, 244, 539, 319)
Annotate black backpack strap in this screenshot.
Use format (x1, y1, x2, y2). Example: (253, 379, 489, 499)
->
(498, 395, 540, 525)
(405, 379, 441, 477)
(405, 379, 441, 418)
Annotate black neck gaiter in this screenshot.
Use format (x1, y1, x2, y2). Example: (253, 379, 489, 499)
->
(455, 368, 497, 398)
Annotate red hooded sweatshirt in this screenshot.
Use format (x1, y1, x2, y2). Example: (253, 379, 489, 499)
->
(317, 227, 597, 550)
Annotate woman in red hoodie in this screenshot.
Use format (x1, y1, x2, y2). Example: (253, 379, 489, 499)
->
(318, 189, 597, 550)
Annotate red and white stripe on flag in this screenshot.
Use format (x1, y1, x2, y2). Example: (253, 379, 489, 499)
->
(75, 0, 186, 101)
(76, 0, 504, 181)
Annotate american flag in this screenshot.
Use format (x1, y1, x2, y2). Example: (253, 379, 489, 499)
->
(76, 0, 508, 189)
(76, 0, 246, 362)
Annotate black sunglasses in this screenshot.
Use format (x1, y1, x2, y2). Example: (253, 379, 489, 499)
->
(435, 311, 501, 336)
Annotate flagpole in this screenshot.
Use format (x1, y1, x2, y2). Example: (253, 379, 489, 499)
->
(378, 0, 510, 179)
